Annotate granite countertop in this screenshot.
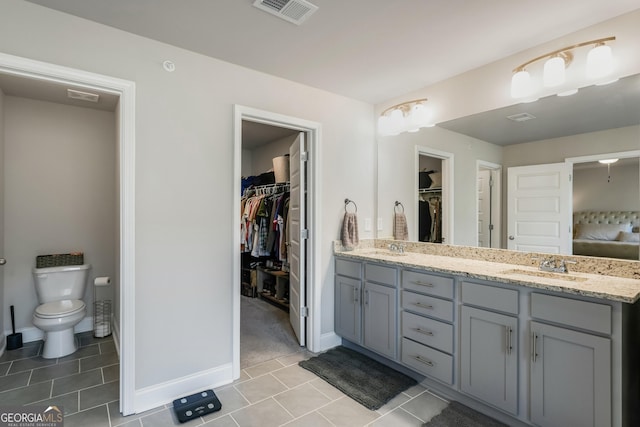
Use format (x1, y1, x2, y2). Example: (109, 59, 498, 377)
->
(335, 240, 640, 304)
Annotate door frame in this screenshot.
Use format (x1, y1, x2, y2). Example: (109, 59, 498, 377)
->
(476, 160, 502, 248)
(0, 52, 136, 414)
(233, 105, 321, 380)
(416, 146, 454, 244)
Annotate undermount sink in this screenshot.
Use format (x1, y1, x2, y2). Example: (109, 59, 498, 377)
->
(501, 269, 588, 282)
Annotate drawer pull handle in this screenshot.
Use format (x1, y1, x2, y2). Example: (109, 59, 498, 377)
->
(414, 327, 434, 336)
(413, 302, 434, 310)
(412, 355, 434, 367)
(532, 332, 539, 363)
(412, 280, 434, 288)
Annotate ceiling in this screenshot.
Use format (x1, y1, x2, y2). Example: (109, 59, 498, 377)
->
(23, 0, 640, 104)
(438, 73, 640, 145)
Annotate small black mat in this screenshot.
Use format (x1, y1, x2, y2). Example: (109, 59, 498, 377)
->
(424, 401, 507, 427)
(299, 346, 417, 410)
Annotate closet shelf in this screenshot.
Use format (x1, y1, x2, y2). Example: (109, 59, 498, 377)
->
(419, 187, 442, 194)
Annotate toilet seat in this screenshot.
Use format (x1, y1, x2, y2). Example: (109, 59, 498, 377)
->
(35, 299, 85, 318)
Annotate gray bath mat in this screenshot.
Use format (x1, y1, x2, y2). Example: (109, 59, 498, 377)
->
(299, 346, 417, 410)
(424, 401, 507, 426)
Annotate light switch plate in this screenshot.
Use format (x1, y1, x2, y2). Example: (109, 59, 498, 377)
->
(364, 218, 372, 232)
(377, 217, 383, 231)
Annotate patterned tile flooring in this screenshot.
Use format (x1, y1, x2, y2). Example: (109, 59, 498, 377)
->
(0, 332, 448, 426)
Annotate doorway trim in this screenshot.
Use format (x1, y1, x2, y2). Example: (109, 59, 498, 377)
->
(233, 105, 322, 380)
(0, 52, 136, 415)
(416, 146, 454, 244)
(476, 160, 502, 248)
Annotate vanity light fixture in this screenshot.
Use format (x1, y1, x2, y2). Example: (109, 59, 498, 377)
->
(378, 98, 435, 136)
(511, 36, 616, 99)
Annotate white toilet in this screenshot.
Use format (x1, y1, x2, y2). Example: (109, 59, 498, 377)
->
(32, 264, 91, 359)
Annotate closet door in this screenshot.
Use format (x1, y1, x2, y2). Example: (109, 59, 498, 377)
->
(289, 132, 306, 346)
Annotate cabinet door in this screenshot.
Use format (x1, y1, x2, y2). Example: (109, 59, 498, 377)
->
(363, 282, 397, 359)
(335, 275, 362, 343)
(530, 321, 611, 427)
(460, 306, 518, 415)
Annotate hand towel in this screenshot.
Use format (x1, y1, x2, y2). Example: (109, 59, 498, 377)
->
(341, 212, 359, 250)
(393, 212, 409, 240)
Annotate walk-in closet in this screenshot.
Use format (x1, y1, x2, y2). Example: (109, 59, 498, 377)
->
(239, 120, 301, 368)
(418, 155, 443, 243)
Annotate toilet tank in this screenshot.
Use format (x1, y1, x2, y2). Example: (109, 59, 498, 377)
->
(33, 264, 91, 304)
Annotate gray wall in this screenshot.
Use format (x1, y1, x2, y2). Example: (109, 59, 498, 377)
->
(3, 96, 116, 333)
(0, 87, 4, 348)
(574, 162, 640, 212)
(0, 0, 375, 397)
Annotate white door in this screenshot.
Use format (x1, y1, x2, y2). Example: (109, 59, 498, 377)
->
(289, 133, 306, 346)
(507, 163, 572, 254)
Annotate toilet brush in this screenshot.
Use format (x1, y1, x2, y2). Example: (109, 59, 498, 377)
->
(7, 305, 23, 350)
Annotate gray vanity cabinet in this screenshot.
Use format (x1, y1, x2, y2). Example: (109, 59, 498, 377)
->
(529, 293, 612, 427)
(335, 258, 398, 359)
(335, 259, 363, 343)
(460, 282, 519, 415)
(400, 269, 455, 385)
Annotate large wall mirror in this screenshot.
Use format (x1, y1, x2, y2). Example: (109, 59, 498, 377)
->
(377, 73, 640, 261)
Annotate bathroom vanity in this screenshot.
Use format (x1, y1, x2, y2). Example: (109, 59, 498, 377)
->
(334, 240, 640, 427)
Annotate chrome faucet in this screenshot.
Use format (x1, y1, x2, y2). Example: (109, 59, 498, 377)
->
(388, 243, 406, 254)
(535, 257, 577, 273)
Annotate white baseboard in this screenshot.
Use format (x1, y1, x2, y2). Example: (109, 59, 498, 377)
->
(134, 363, 234, 414)
(0, 334, 5, 358)
(319, 331, 341, 352)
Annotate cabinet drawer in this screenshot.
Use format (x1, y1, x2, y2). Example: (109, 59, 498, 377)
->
(402, 291, 453, 322)
(402, 338, 453, 385)
(365, 263, 396, 286)
(402, 270, 454, 299)
(402, 311, 453, 354)
(531, 293, 611, 335)
(461, 282, 519, 315)
(335, 258, 361, 279)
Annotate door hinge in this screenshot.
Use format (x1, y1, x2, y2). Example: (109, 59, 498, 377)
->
(301, 306, 309, 317)
(489, 224, 494, 231)
(569, 174, 572, 182)
(301, 151, 308, 162)
(301, 229, 309, 239)
(489, 175, 494, 187)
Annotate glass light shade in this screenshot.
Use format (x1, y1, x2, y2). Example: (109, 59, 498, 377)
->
(598, 158, 618, 164)
(543, 56, 566, 87)
(586, 44, 613, 80)
(407, 103, 431, 131)
(511, 70, 532, 98)
(388, 108, 405, 135)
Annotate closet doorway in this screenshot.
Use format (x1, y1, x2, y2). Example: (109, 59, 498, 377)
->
(416, 146, 454, 244)
(233, 106, 320, 378)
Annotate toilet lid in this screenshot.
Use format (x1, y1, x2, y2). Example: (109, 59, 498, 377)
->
(36, 299, 85, 318)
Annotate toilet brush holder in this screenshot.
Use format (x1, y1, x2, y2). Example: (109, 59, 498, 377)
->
(7, 305, 23, 350)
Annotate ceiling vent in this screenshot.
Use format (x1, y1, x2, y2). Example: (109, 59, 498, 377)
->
(253, 0, 318, 25)
(67, 89, 100, 103)
(507, 112, 536, 122)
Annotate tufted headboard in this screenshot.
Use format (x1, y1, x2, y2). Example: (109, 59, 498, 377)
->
(573, 211, 640, 233)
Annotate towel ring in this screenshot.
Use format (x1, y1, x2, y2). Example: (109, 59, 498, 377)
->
(344, 198, 358, 213)
(394, 201, 404, 213)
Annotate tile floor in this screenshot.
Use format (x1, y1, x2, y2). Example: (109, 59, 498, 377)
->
(0, 332, 449, 426)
